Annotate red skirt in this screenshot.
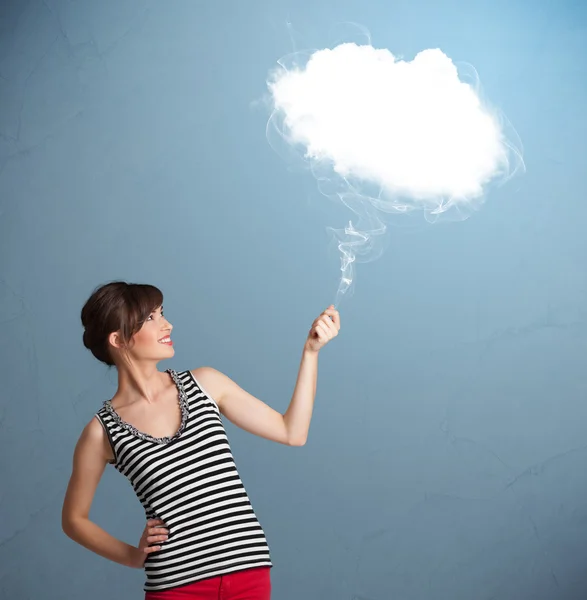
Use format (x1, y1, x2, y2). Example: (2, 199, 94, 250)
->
(144, 567, 271, 600)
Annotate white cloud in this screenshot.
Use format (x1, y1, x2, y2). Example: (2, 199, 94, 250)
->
(266, 42, 524, 303)
(269, 43, 520, 208)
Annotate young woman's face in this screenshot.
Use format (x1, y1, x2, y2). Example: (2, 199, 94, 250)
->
(128, 305, 174, 362)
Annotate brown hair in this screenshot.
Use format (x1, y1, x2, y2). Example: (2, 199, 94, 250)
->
(81, 281, 164, 366)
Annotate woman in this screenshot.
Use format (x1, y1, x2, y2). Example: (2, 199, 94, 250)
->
(62, 281, 340, 599)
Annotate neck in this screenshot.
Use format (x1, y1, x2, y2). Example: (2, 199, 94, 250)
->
(115, 361, 168, 405)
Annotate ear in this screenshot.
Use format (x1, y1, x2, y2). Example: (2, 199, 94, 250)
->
(108, 331, 123, 350)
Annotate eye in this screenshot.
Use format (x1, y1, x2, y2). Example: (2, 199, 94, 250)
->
(146, 308, 163, 322)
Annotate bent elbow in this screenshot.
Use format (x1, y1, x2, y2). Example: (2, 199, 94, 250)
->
(61, 511, 82, 540)
(287, 436, 307, 447)
(62, 520, 73, 539)
(62, 514, 75, 539)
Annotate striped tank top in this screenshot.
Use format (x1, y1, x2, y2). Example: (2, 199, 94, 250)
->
(95, 369, 272, 592)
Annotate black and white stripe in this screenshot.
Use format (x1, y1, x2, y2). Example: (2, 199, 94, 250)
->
(95, 369, 272, 592)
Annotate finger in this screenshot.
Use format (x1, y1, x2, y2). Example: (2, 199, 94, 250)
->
(314, 311, 335, 325)
(320, 314, 338, 335)
(149, 527, 169, 535)
(318, 318, 336, 338)
(323, 307, 339, 322)
(319, 315, 336, 332)
(144, 545, 162, 554)
(150, 537, 167, 545)
(324, 308, 340, 328)
(146, 520, 166, 532)
(315, 321, 330, 340)
(146, 519, 162, 527)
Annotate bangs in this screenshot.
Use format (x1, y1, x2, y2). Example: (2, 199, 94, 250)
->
(120, 284, 164, 342)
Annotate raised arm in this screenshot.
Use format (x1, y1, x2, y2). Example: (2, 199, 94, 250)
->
(193, 305, 340, 446)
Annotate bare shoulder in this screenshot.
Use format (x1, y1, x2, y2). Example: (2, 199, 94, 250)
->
(84, 415, 106, 438)
(76, 415, 114, 463)
(190, 367, 229, 406)
(191, 366, 222, 381)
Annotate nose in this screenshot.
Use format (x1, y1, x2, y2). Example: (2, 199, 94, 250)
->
(163, 318, 172, 332)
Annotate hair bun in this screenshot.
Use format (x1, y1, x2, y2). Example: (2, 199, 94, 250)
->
(82, 329, 93, 350)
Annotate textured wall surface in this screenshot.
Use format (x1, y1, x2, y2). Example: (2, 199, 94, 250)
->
(1, 1, 587, 599)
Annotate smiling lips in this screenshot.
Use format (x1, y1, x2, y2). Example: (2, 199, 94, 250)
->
(158, 336, 173, 346)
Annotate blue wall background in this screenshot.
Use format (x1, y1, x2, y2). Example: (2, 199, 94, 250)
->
(1, 1, 587, 599)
